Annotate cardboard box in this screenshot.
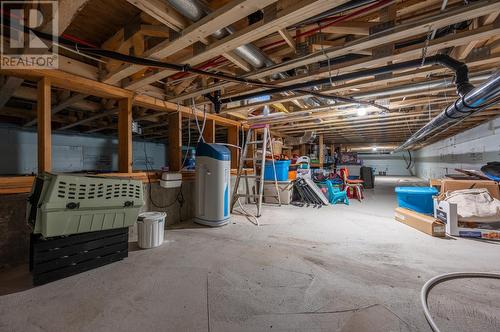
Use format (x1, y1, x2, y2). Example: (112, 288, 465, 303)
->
(435, 179, 500, 200)
(395, 207, 445, 237)
(263, 181, 293, 204)
(434, 198, 500, 240)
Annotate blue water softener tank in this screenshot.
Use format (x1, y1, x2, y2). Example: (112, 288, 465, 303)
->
(194, 142, 231, 227)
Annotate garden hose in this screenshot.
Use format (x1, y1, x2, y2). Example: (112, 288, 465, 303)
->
(421, 272, 500, 332)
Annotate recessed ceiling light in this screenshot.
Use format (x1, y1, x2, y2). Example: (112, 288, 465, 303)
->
(357, 107, 367, 116)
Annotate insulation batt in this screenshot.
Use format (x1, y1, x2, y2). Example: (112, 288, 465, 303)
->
(444, 188, 500, 219)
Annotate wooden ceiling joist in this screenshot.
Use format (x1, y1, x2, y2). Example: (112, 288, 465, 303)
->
(176, 0, 500, 102)
(1, 0, 498, 148)
(123, 0, 352, 90)
(105, 0, 281, 85)
(0, 77, 24, 110)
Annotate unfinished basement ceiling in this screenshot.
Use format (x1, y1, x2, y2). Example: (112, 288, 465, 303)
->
(0, 0, 499, 149)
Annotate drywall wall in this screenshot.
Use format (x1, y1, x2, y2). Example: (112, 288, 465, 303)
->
(359, 152, 413, 176)
(0, 125, 167, 174)
(413, 117, 500, 179)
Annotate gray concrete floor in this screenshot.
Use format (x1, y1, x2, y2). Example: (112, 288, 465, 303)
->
(1, 176, 499, 332)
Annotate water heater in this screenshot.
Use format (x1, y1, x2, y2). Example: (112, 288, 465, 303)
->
(194, 142, 231, 227)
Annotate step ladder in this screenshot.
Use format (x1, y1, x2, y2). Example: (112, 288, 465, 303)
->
(231, 124, 281, 225)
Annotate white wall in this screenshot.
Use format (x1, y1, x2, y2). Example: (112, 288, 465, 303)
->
(359, 152, 413, 176)
(0, 126, 167, 174)
(413, 117, 500, 180)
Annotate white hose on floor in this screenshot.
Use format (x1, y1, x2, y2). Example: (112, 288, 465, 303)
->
(235, 198, 259, 226)
(421, 272, 500, 332)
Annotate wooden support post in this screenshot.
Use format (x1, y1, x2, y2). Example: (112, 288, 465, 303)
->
(168, 112, 182, 171)
(37, 77, 51, 174)
(299, 144, 306, 157)
(118, 98, 132, 173)
(203, 119, 216, 143)
(318, 134, 324, 168)
(228, 126, 239, 169)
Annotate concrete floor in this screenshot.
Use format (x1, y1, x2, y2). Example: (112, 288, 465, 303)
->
(1, 176, 499, 332)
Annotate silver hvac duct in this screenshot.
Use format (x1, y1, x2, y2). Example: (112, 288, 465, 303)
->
(166, 0, 269, 68)
(285, 131, 317, 146)
(166, 0, 320, 106)
(393, 71, 500, 152)
(354, 73, 490, 100)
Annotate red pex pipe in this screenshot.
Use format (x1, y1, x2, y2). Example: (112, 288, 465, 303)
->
(167, 0, 393, 83)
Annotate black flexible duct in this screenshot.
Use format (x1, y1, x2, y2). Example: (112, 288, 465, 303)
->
(220, 54, 474, 104)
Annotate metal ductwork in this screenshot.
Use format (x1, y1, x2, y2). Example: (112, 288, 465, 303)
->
(393, 71, 500, 152)
(166, 0, 320, 107)
(285, 131, 317, 146)
(166, 0, 269, 68)
(353, 73, 490, 100)
(220, 55, 475, 104)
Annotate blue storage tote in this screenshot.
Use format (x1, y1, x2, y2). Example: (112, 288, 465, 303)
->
(395, 186, 438, 214)
(264, 160, 291, 181)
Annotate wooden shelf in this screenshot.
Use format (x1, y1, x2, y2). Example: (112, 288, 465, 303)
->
(0, 169, 253, 194)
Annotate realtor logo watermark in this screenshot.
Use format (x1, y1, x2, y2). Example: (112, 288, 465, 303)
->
(1, 1, 58, 69)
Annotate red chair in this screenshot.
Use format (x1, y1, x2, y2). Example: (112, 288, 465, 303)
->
(340, 168, 364, 201)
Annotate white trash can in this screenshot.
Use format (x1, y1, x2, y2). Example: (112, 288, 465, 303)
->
(137, 212, 166, 249)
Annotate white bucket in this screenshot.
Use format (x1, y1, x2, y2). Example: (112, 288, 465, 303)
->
(137, 212, 166, 249)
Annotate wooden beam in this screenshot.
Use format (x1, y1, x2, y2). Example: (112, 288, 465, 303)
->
(227, 126, 239, 169)
(321, 21, 376, 36)
(481, 11, 500, 25)
(25, 93, 88, 127)
(58, 108, 118, 131)
(222, 51, 253, 72)
(118, 98, 133, 173)
(123, 0, 352, 89)
(203, 119, 216, 143)
(299, 144, 307, 156)
(53, 0, 91, 33)
(172, 76, 197, 95)
(0, 67, 241, 128)
(37, 77, 51, 174)
(318, 134, 324, 167)
(278, 28, 296, 51)
(0, 176, 36, 194)
(451, 18, 481, 59)
(168, 112, 182, 171)
(139, 25, 171, 38)
(107, 0, 280, 85)
(178, 0, 500, 101)
(221, 22, 500, 105)
(261, 1, 500, 80)
(0, 69, 131, 99)
(0, 77, 23, 109)
(126, 0, 188, 32)
(133, 93, 241, 127)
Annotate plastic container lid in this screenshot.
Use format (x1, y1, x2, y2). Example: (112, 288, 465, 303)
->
(265, 160, 291, 166)
(138, 212, 167, 222)
(196, 142, 230, 161)
(395, 187, 438, 194)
